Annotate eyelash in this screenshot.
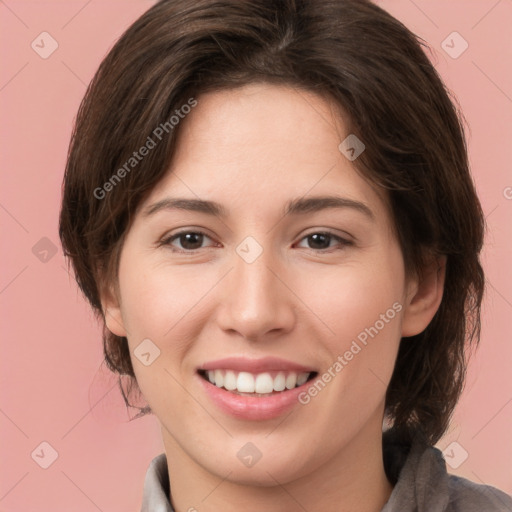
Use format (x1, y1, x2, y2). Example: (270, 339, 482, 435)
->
(158, 229, 353, 254)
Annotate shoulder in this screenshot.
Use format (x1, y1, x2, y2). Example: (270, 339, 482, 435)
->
(382, 430, 512, 512)
(446, 474, 512, 512)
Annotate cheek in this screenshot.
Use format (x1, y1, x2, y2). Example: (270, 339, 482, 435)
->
(118, 259, 217, 392)
(312, 258, 404, 344)
(119, 260, 198, 338)
(118, 264, 204, 409)
(307, 245, 405, 388)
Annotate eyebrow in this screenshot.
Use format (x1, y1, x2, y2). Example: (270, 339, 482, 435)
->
(142, 195, 374, 220)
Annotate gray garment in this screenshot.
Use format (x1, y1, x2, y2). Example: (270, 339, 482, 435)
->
(140, 432, 512, 511)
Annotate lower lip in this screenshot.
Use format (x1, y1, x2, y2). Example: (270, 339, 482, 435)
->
(198, 374, 310, 421)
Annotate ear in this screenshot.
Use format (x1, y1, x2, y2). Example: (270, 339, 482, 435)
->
(401, 255, 446, 337)
(99, 279, 128, 338)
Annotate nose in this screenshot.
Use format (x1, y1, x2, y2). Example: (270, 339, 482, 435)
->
(215, 245, 296, 342)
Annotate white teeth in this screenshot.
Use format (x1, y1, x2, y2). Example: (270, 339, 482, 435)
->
(255, 373, 274, 394)
(296, 372, 309, 386)
(273, 372, 286, 392)
(204, 369, 312, 394)
(237, 372, 255, 392)
(224, 370, 237, 391)
(285, 373, 297, 389)
(214, 369, 224, 387)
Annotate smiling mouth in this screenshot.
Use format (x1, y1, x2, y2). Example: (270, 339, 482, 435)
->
(197, 369, 318, 396)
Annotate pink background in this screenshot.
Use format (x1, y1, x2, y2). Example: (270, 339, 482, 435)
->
(1, 0, 511, 510)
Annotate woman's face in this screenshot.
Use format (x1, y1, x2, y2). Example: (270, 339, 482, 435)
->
(103, 83, 426, 485)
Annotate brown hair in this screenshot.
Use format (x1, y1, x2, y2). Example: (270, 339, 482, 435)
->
(59, 0, 485, 445)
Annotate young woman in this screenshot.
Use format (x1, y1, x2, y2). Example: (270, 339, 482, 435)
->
(58, 0, 512, 510)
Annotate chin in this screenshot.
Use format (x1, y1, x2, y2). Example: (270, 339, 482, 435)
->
(196, 438, 316, 487)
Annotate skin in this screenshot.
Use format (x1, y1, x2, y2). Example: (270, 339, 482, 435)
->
(101, 83, 446, 512)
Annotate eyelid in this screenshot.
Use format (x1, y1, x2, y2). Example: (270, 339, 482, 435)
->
(158, 229, 217, 252)
(300, 228, 354, 243)
(158, 228, 354, 253)
(294, 231, 354, 251)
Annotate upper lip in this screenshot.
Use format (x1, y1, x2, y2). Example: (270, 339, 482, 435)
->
(198, 356, 316, 374)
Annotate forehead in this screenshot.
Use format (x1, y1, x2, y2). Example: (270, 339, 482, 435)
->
(138, 83, 392, 227)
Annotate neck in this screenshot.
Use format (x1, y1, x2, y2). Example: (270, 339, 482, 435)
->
(162, 415, 393, 512)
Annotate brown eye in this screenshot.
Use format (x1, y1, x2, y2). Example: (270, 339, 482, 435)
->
(296, 232, 352, 252)
(161, 230, 214, 252)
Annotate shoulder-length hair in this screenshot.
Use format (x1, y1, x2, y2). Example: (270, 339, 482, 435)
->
(59, 0, 485, 445)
